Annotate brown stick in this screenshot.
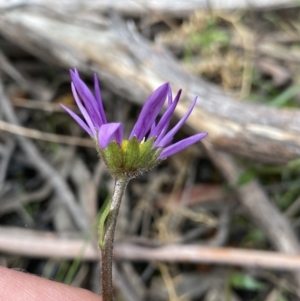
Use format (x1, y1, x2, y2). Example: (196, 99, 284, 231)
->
(0, 10, 299, 163)
(114, 244, 300, 271)
(1, 226, 300, 271)
(0, 120, 94, 147)
(0, 0, 297, 16)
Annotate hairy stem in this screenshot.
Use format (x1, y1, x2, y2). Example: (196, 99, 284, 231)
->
(99, 177, 128, 301)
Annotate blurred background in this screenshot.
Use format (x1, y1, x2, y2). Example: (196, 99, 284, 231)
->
(1, 0, 300, 300)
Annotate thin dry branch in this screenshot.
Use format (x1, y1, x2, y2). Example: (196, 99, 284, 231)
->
(0, 138, 15, 192)
(1, 226, 300, 272)
(0, 0, 297, 16)
(114, 244, 300, 272)
(0, 119, 94, 147)
(0, 10, 299, 163)
(0, 183, 51, 215)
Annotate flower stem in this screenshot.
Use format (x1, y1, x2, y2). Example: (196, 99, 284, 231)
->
(99, 177, 128, 301)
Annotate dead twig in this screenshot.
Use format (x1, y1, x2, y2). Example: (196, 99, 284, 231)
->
(0, 183, 51, 215)
(1, 226, 300, 272)
(0, 80, 90, 231)
(0, 138, 15, 193)
(12, 97, 75, 112)
(0, 0, 297, 16)
(0, 119, 94, 147)
(1, 10, 300, 163)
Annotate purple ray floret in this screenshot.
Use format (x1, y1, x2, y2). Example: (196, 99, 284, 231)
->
(144, 89, 207, 159)
(159, 133, 208, 159)
(98, 123, 123, 148)
(149, 89, 181, 138)
(70, 70, 106, 127)
(61, 69, 121, 146)
(129, 83, 169, 141)
(62, 69, 207, 161)
(154, 96, 198, 148)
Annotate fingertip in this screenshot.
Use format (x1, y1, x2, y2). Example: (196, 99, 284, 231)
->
(0, 266, 102, 301)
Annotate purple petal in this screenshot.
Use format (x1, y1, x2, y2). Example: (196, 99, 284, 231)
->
(156, 123, 169, 145)
(150, 89, 181, 139)
(113, 123, 124, 145)
(98, 123, 123, 148)
(167, 86, 173, 106)
(158, 133, 208, 159)
(130, 83, 169, 141)
(71, 83, 96, 137)
(155, 97, 197, 148)
(61, 104, 92, 136)
(150, 120, 156, 134)
(94, 73, 107, 124)
(70, 70, 103, 127)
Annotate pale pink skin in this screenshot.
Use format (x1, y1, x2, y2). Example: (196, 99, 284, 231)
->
(0, 266, 102, 301)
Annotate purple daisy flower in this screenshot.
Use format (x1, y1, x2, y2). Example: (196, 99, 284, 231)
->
(62, 69, 207, 176)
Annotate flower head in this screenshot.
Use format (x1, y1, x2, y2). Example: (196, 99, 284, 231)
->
(62, 69, 207, 178)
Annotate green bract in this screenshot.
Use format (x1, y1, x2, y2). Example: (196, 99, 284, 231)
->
(97, 137, 162, 179)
